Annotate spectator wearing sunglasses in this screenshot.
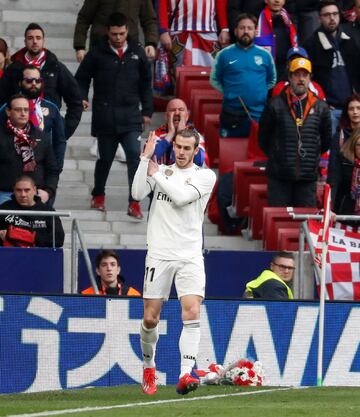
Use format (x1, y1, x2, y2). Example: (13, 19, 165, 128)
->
(0, 23, 82, 141)
(243, 251, 295, 299)
(0, 65, 66, 171)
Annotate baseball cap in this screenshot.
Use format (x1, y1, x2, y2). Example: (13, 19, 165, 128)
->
(289, 57, 312, 74)
(286, 46, 309, 61)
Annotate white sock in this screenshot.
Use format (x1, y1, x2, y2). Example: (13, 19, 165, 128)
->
(140, 321, 159, 368)
(179, 320, 200, 378)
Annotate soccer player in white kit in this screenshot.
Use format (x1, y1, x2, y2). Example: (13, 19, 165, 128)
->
(132, 128, 216, 395)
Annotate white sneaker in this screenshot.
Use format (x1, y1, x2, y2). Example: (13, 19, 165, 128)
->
(115, 143, 127, 162)
(89, 139, 98, 157)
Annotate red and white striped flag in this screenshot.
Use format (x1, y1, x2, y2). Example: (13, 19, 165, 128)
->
(308, 220, 360, 300)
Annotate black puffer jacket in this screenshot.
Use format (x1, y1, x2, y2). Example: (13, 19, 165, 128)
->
(0, 48, 83, 139)
(75, 38, 153, 136)
(259, 91, 332, 181)
(0, 195, 64, 247)
(0, 124, 59, 197)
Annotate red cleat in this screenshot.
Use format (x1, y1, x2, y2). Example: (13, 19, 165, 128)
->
(91, 195, 105, 211)
(141, 367, 157, 395)
(176, 373, 200, 395)
(128, 201, 143, 219)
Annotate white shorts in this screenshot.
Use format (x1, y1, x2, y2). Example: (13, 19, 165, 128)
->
(142, 255, 205, 301)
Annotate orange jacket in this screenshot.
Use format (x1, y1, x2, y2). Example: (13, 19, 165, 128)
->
(81, 275, 141, 297)
(82, 285, 141, 296)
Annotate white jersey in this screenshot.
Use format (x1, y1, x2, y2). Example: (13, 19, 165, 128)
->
(132, 160, 216, 260)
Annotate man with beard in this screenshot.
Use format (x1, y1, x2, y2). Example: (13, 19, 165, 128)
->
(258, 57, 332, 207)
(0, 65, 66, 170)
(304, 0, 360, 134)
(211, 13, 276, 138)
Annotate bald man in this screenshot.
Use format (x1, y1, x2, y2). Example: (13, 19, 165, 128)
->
(152, 98, 207, 167)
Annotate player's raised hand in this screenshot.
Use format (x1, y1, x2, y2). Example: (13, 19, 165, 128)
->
(142, 130, 157, 159)
(147, 156, 159, 176)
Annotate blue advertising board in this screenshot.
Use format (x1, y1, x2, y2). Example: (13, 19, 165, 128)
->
(0, 294, 359, 393)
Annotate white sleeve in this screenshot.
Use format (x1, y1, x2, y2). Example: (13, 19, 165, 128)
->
(152, 169, 216, 207)
(131, 159, 155, 201)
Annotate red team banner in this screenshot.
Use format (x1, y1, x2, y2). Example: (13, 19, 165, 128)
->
(308, 220, 360, 300)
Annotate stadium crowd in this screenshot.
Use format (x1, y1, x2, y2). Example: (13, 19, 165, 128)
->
(0, 1, 358, 229)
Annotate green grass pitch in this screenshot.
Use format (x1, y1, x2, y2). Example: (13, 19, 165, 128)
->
(1, 385, 360, 417)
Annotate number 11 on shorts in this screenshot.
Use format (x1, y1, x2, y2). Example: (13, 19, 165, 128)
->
(145, 267, 155, 282)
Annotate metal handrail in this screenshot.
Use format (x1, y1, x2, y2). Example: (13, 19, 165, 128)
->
(70, 219, 99, 294)
(0, 209, 71, 249)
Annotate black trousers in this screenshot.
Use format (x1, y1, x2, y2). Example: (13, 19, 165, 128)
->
(268, 176, 317, 207)
(92, 131, 141, 202)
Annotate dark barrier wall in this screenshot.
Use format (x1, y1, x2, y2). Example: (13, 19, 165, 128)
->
(0, 248, 63, 293)
(1, 294, 360, 393)
(0, 248, 273, 296)
(78, 250, 275, 297)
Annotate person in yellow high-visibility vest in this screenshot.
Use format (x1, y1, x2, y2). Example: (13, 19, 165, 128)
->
(243, 251, 295, 300)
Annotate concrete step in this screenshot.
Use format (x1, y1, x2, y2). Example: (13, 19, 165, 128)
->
(63, 218, 219, 236)
(0, 0, 81, 11)
(64, 232, 119, 247)
(62, 219, 112, 234)
(0, 22, 77, 42)
(2, 10, 77, 25)
(54, 194, 148, 211)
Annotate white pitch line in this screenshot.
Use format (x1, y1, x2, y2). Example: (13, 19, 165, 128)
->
(5, 387, 303, 417)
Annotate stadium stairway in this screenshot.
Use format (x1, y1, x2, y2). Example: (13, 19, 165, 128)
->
(0, 0, 260, 250)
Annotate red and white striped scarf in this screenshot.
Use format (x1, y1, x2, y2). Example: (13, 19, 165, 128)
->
(6, 119, 37, 172)
(24, 49, 46, 69)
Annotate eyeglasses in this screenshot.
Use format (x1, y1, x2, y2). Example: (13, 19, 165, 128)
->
(23, 77, 43, 84)
(320, 11, 340, 18)
(272, 262, 296, 271)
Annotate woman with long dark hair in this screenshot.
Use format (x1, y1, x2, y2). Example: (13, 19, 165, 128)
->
(332, 129, 360, 220)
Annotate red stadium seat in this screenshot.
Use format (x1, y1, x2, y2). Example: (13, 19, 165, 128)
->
(175, 66, 210, 88)
(203, 114, 220, 168)
(248, 183, 268, 240)
(277, 228, 302, 251)
(190, 90, 222, 133)
(175, 66, 212, 107)
(231, 162, 267, 217)
(219, 138, 249, 175)
(262, 207, 318, 251)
